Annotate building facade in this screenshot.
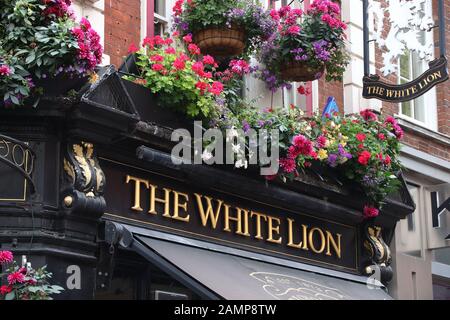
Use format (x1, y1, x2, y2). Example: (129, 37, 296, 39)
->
(0, 0, 447, 300)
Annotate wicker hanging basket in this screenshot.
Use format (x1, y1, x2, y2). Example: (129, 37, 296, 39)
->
(192, 25, 246, 57)
(280, 60, 325, 82)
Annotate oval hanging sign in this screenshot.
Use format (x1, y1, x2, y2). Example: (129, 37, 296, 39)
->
(362, 56, 449, 103)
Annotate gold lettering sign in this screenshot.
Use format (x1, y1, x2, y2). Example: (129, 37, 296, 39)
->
(125, 174, 342, 260)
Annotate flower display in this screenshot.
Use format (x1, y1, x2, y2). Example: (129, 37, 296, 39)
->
(0, 0, 102, 107)
(257, 0, 349, 90)
(0, 251, 64, 300)
(218, 106, 403, 219)
(123, 36, 224, 118)
(172, 0, 276, 58)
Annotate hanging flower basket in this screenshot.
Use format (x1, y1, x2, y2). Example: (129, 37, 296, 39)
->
(192, 25, 246, 58)
(279, 60, 325, 82)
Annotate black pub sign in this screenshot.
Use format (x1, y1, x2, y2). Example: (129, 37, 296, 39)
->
(101, 158, 359, 273)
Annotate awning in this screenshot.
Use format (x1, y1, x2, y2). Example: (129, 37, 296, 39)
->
(105, 221, 393, 300)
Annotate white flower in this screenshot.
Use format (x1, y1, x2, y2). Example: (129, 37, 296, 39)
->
(201, 150, 213, 161)
(235, 159, 248, 169)
(231, 144, 241, 153)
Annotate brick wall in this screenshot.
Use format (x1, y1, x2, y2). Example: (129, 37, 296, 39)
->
(317, 79, 344, 114)
(433, 0, 450, 136)
(373, 0, 450, 162)
(104, 0, 141, 67)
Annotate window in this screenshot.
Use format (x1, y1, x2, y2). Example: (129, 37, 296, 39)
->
(154, 0, 169, 36)
(397, 1, 437, 130)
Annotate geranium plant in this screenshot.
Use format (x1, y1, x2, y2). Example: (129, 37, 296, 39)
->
(221, 106, 403, 219)
(124, 36, 224, 119)
(172, 0, 276, 58)
(257, 0, 349, 89)
(0, 251, 64, 300)
(0, 0, 102, 107)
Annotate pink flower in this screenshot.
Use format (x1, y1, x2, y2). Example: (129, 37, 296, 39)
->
(153, 35, 165, 46)
(287, 25, 301, 35)
(292, 135, 314, 156)
(150, 54, 164, 62)
(151, 63, 164, 72)
(279, 158, 296, 173)
(80, 17, 91, 30)
(191, 61, 204, 75)
(288, 145, 300, 159)
(208, 81, 223, 96)
(0, 65, 11, 76)
(127, 43, 138, 54)
(270, 9, 280, 21)
(202, 55, 215, 65)
(0, 251, 13, 264)
(183, 34, 193, 43)
(165, 47, 176, 54)
(188, 43, 200, 55)
(7, 271, 25, 285)
(316, 135, 327, 148)
(0, 285, 12, 295)
(377, 133, 386, 140)
(229, 59, 250, 75)
(363, 205, 379, 219)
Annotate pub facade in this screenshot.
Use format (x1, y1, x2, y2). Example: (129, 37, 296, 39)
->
(0, 0, 448, 300)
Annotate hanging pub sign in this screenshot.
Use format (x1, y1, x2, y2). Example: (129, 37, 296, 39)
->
(362, 0, 449, 103)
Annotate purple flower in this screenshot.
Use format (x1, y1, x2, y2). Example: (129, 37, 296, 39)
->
(327, 154, 338, 167)
(338, 144, 352, 159)
(313, 40, 331, 62)
(242, 120, 251, 133)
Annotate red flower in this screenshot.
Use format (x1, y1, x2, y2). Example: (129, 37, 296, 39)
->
(142, 37, 154, 48)
(297, 85, 311, 95)
(151, 63, 164, 72)
(363, 205, 379, 218)
(183, 34, 193, 43)
(173, 58, 185, 70)
(358, 151, 371, 166)
(355, 133, 366, 142)
(383, 155, 391, 166)
(0, 285, 12, 295)
(377, 133, 385, 140)
(0, 251, 13, 264)
(7, 271, 25, 285)
(153, 35, 165, 46)
(195, 81, 209, 94)
(188, 43, 200, 55)
(360, 109, 378, 121)
(288, 145, 300, 159)
(127, 43, 138, 54)
(208, 81, 223, 96)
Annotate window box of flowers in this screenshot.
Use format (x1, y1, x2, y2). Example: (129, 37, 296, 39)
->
(122, 36, 226, 129)
(172, 0, 276, 59)
(260, 0, 349, 83)
(0, 0, 102, 108)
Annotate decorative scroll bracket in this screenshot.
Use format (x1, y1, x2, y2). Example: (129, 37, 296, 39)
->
(61, 141, 106, 217)
(363, 222, 393, 286)
(0, 134, 36, 195)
